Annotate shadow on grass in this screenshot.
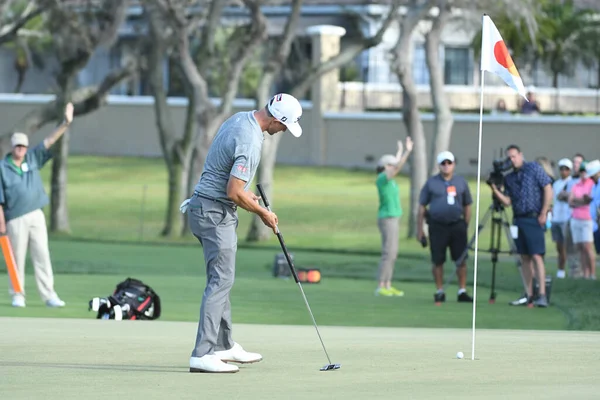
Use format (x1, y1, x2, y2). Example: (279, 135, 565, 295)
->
(0, 361, 185, 374)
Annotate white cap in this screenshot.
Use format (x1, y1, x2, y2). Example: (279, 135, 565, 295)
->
(267, 93, 303, 137)
(377, 154, 397, 168)
(558, 158, 573, 170)
(11, 132, 28, 147)
(585, 159, 600, 176)
(436, 151, 455, 165)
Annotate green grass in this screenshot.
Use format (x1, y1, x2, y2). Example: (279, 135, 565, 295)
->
(40, 155, 515, 255)
(0, 155, 595, 331)
(0, 240, 594, 331)
(2, 318, 600, 400)
(0, 318, 600, 400)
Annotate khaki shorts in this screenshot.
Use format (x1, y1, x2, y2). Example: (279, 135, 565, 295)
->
(570, 219, 594, 244)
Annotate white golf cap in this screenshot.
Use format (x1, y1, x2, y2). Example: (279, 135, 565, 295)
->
(585, 159, 600, 176)
(377, 154, 397, 168)
(11, 132, 28, 147)
(437, 151, 455, 165)
(558, 158, 573, 170)
(267, 93, 303, 137)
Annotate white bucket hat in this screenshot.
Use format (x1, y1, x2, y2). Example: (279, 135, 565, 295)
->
(585, 159, 600, 177)
(377, 154, 398, 168)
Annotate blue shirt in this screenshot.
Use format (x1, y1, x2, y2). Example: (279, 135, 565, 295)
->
(504, 161, 552, 217)
(194, 111, 264, 208)
(591, 181, 600, 232)
(419, 174, 472, 224)
(0, 143, 52, 221)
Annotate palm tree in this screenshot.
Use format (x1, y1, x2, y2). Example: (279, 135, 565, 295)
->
(537, 0, 595, 89)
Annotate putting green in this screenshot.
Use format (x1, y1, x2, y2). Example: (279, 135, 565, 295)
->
(1, 317, 598, 400)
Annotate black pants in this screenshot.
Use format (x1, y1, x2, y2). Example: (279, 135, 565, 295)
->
(429, 220, 468, 265)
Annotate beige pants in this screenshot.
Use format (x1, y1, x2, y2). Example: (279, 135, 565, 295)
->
(377, 217, 399, 282)
(565, 219, 583, 278)
(6, 209, 57, 301)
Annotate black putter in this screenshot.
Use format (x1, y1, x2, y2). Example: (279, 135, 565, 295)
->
(256, 183, 341, 372)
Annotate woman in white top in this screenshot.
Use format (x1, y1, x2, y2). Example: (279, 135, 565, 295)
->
(551, 158, 573, 278)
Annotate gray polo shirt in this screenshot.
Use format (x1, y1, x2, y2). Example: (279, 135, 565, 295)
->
(0, 142, 52, 222)
(419, 173, 472, 224)
(194, 111, 264, 208)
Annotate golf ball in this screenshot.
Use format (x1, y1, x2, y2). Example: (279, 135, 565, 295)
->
(456, 351, 464, 359)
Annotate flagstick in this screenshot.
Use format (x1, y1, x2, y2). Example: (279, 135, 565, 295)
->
(471, 70, 486, 361)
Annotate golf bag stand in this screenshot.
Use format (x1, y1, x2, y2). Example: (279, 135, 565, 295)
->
(455, 199, 528, 303)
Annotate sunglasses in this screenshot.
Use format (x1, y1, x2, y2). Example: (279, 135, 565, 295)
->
(440, 160, 453, 166)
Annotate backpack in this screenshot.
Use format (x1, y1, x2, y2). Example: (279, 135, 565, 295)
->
(89, 278, 161, 321)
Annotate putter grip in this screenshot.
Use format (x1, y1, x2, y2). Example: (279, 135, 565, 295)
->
(256, 184, 270, 208)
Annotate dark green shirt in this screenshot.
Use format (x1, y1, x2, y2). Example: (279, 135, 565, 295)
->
(0, 143, 52, 221)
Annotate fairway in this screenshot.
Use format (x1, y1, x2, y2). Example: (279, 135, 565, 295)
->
(1, 317, 599, 400)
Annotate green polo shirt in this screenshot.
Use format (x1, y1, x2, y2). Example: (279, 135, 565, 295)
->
(0, 142, 52, 222)
(376, 172, 402, 219)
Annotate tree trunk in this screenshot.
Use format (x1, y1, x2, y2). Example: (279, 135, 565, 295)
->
(50, 130, 70, 233)
(181, 115, 220, 235)
(246, 73, 276, 241)
(187, 118, 218, 195)
(49, 77, 74, 234)
(393, 20, 427, 238)
(162, 155, 187, 237)
(246, 134, 281, 241)
(425, 7, 454, 175)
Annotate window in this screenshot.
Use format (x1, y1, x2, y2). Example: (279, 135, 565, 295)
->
(412, 44, 430, 85)
(444, 47, 471, 85)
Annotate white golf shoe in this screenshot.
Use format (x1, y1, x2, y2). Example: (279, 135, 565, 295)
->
(12, 295, 25, 308)
(46, 297, 66, 308)
(214, 342, 263, 364)
(189, 354, 239, 373)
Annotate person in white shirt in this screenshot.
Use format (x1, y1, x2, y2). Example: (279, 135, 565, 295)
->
(551, 158, 573, 278)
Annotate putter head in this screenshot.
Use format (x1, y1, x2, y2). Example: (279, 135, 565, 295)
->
(320, 363, 341, 371)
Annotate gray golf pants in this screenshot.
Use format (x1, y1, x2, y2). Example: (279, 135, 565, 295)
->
(188, 195, 238, 358)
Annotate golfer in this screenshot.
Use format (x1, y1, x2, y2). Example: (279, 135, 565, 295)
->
(186, 93, 303, 373)
(0, 102, 73, 308)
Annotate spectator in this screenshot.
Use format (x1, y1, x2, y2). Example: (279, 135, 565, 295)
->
(374, 137, 413, 297)
(0, 103, 73, 308)
(490, 145, 552, 307)
(586, 160, 600, 258)
(535, 157, 555, 183)
(417, 151, 473, 305)
(520, 92, 541, 115)
(491, 99, 510, 116)
(568, 162, 596, 280)
(551, 159, 573, 278)
(562, 153, 586, 278)
(572, 154, 585, 181)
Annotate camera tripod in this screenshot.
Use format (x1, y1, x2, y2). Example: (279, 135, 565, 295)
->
(452, 197, 529, 303)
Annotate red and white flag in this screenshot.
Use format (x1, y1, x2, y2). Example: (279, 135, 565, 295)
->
(480, 14, 528, 101)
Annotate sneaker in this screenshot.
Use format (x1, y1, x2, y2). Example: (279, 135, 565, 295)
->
(214, 342, 262, 364)
(375, 287, 394, 297)
(457, 292, 473, 303)
(11, 295, 25, 308)
(434, 291, 446, 304)
(189, 354, 239, 373)
(388, 287, 404, 297)
(509, 293, 532, 306)
(46, 298, 66, 308)
(534, 295, 548, 308)
(556, 270, 566, 279)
